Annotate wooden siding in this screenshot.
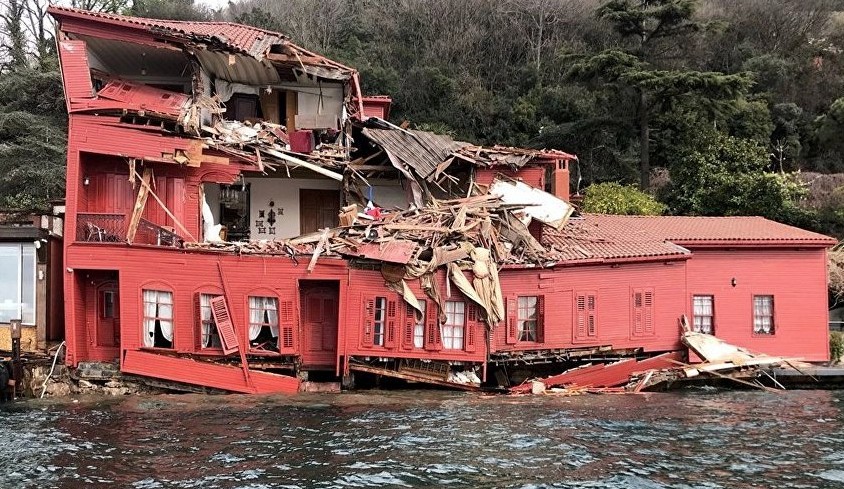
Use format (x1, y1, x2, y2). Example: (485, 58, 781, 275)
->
(122, 350, 299, 393)
(684, 248, 829, 362)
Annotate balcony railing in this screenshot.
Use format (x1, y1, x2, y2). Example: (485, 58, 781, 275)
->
(136, 218, 182, 247)
(76, 213, 182, 247)
(77, 213, 125, 243)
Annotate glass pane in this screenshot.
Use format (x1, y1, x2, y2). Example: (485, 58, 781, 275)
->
(21, 245, 35, 324)
(0, 245, 20, 323)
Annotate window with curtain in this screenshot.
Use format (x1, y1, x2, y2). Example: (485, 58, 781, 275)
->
(414, 301, 426, 349)
(753, 295, 775, 335)
(0, 243, 35, 325)
(249, 296, 279, 352)
(143, 289, 173, 348)
(199, 293, 223, 349)
(518, 296, 538, 342)
(692, 295, 714, 334)
(442, 301, 465, 350)
(373, 297, 387, 346)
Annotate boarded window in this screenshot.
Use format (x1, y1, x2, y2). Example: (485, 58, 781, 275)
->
(692, 295, 714, 334)
(632, 289, 655, 337)
(753, 295, 775, 335)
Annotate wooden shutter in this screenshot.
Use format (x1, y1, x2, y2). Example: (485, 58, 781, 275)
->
(279, 299, 296, 353)
(209, 296, 238, 355)
(505, 297, 517, 344)
(465, 303, 477, 352)
(362, 295, 375, 347)
(385, 298, 397, 348)
(575, 292, 597, 341)
(402, 302, 415, 350)
(643, 290, 654, 335)
(425, 300, 441, 351)
(632, 290, 644, 336)
(537, 295, 545, 343)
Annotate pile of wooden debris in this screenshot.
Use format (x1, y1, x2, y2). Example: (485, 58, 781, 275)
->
(512, 316, 812, 395)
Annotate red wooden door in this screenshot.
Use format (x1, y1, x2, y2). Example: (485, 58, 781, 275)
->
(96, 281, 120, 347)
(300, 282, 339, 368)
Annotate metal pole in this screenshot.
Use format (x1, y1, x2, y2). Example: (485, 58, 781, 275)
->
(10, 319, 21, 399)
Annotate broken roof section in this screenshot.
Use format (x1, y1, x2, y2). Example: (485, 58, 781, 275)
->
(48, 5, 362, 112)
(361, 124, 575, 181)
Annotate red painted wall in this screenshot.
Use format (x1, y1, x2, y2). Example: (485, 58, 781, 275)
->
(65, 243, 349, 368)
(491, 262, 687, 354)
(684, 248, 829, 362)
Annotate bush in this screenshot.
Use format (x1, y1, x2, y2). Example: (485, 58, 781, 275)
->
(830, 331, 844, 364)
(581, 182, 666, 215)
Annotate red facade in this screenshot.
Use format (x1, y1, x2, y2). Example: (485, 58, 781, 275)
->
(51, 7, 835, 394)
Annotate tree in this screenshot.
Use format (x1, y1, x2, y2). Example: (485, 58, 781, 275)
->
(582, 182, 665, 215)
(568, 0, 753, 189)
(665, 131, 807, 223)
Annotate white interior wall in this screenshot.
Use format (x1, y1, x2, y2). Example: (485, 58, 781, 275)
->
(364, 178, 409, 210)
(246, 177, 341, 240)
(202, 183, 221, 224)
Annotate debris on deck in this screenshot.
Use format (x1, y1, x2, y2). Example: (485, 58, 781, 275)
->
(511, 317, 815, 395)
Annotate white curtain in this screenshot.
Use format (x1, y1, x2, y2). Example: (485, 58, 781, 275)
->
(158, 291, 174, 342)
(266, 299, 279, 338)
(693, 296, 713, 334)
(249, 296, 263, 341)
(142, 290, 157, 347)
(143, 290, 173, 346)
(414, 302, 426, 348)
(754, 296, 773, 333)
(249, 297, 279, 340)
(200, 293, 213, 348)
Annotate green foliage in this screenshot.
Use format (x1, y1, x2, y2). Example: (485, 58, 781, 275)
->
(0, 62, 67, 209)
(127, 0, 211, 20)
(830, 331, 844, 364)
(665, 131, 808, 223)
(582, 182, 666, 215)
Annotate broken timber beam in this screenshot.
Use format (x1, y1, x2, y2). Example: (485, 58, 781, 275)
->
(259, 147, 343, 181)
(133, 170, 197, 242)
(126, 167, 153, 244)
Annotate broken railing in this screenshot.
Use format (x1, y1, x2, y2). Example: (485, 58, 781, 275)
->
(135, 218, 182, 247)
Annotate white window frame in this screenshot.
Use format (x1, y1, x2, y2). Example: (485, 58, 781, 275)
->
(753, 295, 775, 335)
(442, 301, 465, 350)
(692, 295, 714, 334)
(518, 296, 538, 342)
(0, 243, 36, 325)
(414, 300, 426, 349)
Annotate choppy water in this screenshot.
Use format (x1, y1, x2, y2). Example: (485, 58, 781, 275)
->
(2, 389, 844, 488)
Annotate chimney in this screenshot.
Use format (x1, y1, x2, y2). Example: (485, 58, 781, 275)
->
(551, 158, 571, 201)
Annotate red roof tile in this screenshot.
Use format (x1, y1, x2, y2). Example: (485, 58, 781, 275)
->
(541, 224, 690, 262)
(574, 215, 837, 247)
(48, 6, 286, 57)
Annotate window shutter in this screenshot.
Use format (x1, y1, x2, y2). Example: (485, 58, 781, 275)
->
(537, 295, 545, 343)
(362, 295, 375, 347)
(587, 294, 597, 337)
(385, 298, 397, 348)
(403, 302, 415, 350)
(575, 293, 587, 340)
(643, 290, 654, 335)
(209, 296, 238, 355)
(632, 291, 644, 336)
(279, 299, 295, 353)
(465, 303, 477, 352)
(425, 300, 441, 351)
(506, 297, 517, 344)
(194, 292, 202, 350)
